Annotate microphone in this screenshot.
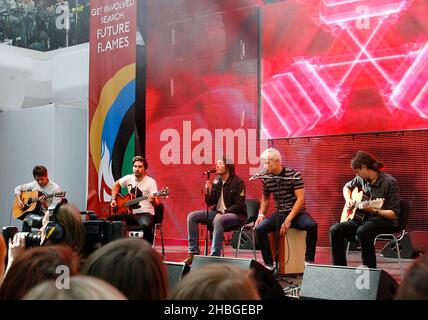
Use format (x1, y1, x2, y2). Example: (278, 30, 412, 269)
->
(249, 169, 267, 181)
(203, 168, 216, 175)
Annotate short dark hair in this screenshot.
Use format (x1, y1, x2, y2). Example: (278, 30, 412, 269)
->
(351, 151, 384, 173)
(32, 165, 48, 179)
(132, 156, 148, 170)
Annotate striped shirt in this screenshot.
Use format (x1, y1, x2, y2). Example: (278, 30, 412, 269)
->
(262, 167, 305, 213)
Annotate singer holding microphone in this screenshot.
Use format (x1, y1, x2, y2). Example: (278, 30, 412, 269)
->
(253, 148, 317, 270)
(182, 156, 247, 265)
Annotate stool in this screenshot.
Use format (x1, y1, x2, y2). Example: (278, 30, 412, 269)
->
(269, 228, 306, 275)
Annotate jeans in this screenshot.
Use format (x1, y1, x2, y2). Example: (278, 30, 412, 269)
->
(330, 219, 396, 268)
(255, 211, 318, 265)
(187, 209, 242, 256)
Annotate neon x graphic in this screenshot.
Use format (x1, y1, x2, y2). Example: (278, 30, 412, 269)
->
(262, 0, 428, 138)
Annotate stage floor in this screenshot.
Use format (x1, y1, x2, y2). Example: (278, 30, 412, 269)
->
(153, 243, 417, 289)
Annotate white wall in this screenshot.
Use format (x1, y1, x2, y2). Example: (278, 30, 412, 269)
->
(0, 104, 87, 230)
(0, 47, 33, 110)
(0, 43, 89, 230)
(0, 43, 89, 110)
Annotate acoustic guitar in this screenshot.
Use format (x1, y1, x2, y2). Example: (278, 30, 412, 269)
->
(112, 187, 169, 215)
(12, 190, 67, 220)
(340, 187, 384, 222)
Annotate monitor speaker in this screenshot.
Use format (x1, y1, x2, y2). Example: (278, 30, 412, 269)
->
(231, 230, 259, 250)
(381, 231, 428, 258)
(191, 255, 285, 300)
(164, 261, 190, 290)
(300, 264, 398, 300)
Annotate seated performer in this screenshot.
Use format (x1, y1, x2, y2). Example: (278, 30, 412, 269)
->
(330, 150, 401, 268)
(254, 148, 317, 270)
(182, 156, 246, 265)
(14, 165, 64, 231)
(109, 156, 159, 243)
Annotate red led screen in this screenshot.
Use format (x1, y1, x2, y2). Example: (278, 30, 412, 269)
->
(143, 0, 428, 247)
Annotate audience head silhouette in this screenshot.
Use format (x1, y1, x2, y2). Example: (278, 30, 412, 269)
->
(81, 238, 167, 300)
(40, 202, 85, 252)
(169, 263, 260, 300)
(0, 245, 80, 299)
(395, 253, 428, 300)
(23, 275, 127, 300)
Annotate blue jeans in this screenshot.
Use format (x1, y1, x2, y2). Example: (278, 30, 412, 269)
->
(187, 209, 242, 256)
(255, 211, 318, 265)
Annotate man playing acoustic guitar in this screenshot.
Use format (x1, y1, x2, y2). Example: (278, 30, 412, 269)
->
(109, 156, 160, 243)
(330, 150, 401, 268)
(13, 165, 64, 228)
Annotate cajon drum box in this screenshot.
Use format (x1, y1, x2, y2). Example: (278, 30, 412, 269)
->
(269, 228, 306, 274)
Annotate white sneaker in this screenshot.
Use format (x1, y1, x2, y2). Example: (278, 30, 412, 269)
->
(265, 264, 275, 271)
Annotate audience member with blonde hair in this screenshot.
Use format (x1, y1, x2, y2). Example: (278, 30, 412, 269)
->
(40, 202, 86, 252)
(169, 263, 261, 300)
(23, 275, 127, 300)
(81, 238, 168, 300)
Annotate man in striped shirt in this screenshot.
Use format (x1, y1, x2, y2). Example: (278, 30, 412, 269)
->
(254, 148, 317, 270)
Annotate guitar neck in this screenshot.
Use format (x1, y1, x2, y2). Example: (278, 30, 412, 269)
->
(27, 193, 55, 202)
(124, 195, 150, 207)
(356, 200, 368, 207)
(357, 199, 379, 208)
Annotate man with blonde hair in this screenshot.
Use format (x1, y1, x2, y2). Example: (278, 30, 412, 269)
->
(254, 148, 317, 270)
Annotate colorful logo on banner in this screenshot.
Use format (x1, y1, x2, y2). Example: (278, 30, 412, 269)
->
(89, 64, 136, 203)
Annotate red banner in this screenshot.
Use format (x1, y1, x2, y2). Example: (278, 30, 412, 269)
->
(88, 0, 137, 216)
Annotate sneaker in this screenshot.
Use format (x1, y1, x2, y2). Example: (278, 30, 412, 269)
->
(305, 260, 314, 266)
(265, 264, 275, 272)
(181, 253, 196, 265)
